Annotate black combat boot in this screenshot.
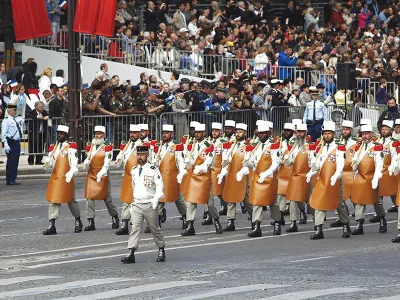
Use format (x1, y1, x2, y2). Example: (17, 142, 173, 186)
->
(74, 217, 83, 233)
(388, 205, 398, 213)
(115, 219, 129, 235)
(181, 221, 195, 236)
(160, 207, 167, 223)
(273, 221, 281, 235)
(43, 219, 57, 235)
(310, 225, 324, 240)
(270, 213, 285, 226)
(240, 201, 247, 214)
(121, 248, 135, 264)
(351, 219, 364, 235)
(330, 218, 345, 227)
(156, 247, 166, 262)
(182, 215, 188, 229)
(84, 218, 95, 231)
(201, 212, 213, 225)
(286, 221, 298, 232)
(224, 219, 236, 231)
(379, 217, 387, 233)
(282, 202, 290, 216)
(218, 201, 227, 216)
(111, 215, 119, 229)
(248, 221, 262, 237)
(299, 210, 307, 224)
(392, 232, 400, 243)
(342, 223, 351, 238)
(369, 214, 380, 223)
(214, 219, 223, 234)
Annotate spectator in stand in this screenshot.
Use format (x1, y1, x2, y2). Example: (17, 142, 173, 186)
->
(144, 1, 166, 33)
(117, 1, 132, 23)
(377, 97, 400, 130)
(173, 2, 187, 31)
(281, 1, 295, 26)
(369, 0, 381, 18)
(358, 6, 371, 29)
(299, 84, 311, 106)
(253, 46, 269, 77)
(0, 63, 7, 84)
(376, 78, 389, 105)
(51, 69, 65, 87)
(8, 84, 27, 118)
(304, 7, 320, 32)
(100, 64, 111, 80)
(0, 84, 11, 111)
(324, 0, 335, 24)
(278, 46, 298, 80)
(47, 0, 63, 44)
(48, 86, 67, 143)
(330, 3, 345, 26)
(56, 24, 68, 49)
(172, 88, 191, 133)
(28, 101, 49, 165)
(22, 61, 40, 97)
(39, 68, 52, 103)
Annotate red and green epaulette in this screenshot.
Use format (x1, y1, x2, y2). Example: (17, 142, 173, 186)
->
(119, 140, 127, 150)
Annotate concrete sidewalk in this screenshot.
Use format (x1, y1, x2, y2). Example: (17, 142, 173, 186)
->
(0, 154, 123, 179)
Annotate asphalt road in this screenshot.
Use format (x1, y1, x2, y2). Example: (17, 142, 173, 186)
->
(1, 175, 400, 300)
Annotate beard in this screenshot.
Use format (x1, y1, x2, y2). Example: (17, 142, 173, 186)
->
(296, 137, 305, 147)
(91, 138, 104, 145)
(392, 132, 400, 140)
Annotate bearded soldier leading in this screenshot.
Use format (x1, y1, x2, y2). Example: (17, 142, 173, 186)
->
(153, 124, 187, 230)
(43, 125, 82, 235)
(121, 145, 166, 264)
(180, 123, 223, 236)
(351, 124, 386, 235)
(330, 120, 358, 228)
(308, 121, 347, 240)
(239, 121, 282, 237)
(114, 124, 143, 235)
(218, 123, 253, 231)
(83, 125, 119, 231)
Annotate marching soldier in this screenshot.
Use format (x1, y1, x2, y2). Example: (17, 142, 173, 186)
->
(369, 120, 397, 223)
(179, 123, 223, 236)
(217, 120, 237, 216)
(284, 123, 312, 232)
(114, 124, 143, 235)
(275, 123, 295, 225)
(203, 122, 225, 225)
(330, 120, 358, 227)
(153, 124, 187, 230)
(121, 145, 166, 264)
(351, 124, 386, 235)
(217, 123, 253, 231)
(308, 121, 347, 239)
(83, 125, 119, 231)
(42, 125, 82, 235)
(240, 121, 282, 237)
(390, 137, 400, 242)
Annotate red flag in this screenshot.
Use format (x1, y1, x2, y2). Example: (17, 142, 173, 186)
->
(12, 0, 52, 41)
(73, 0, 116, 37)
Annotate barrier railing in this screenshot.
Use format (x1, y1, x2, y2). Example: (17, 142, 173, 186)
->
(351, 103, 386, 131)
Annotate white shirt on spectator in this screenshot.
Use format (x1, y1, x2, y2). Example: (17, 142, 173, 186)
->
(52, 76, 64, 87)
(39, 75, 52, 102)
(188, 22, 199, 37)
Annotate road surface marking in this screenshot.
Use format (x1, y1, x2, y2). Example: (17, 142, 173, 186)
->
(51, 281, 209, 300)
(0, 276, 60, 286)
(0, 216, 37, 222)
(370, 296, 400, 300)
(172, 284, 291, 300)
(0, 232, 37, 238)
(0, 278, 131, 299)
(288, 256, 334, 263)
(257, 287, 366, 299)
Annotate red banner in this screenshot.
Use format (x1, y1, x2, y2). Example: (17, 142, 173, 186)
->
(73, 0, 116, 37)
(12, 0, 52, 41)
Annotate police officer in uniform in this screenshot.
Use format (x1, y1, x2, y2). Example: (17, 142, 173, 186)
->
(303, 86, 328, 142)
(2, 103, 24, 186)
(121, 145, 166, 264)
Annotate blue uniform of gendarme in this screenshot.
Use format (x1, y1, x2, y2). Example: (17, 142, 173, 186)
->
(303, 100, 327, 142)
(2, 115, 24, 185)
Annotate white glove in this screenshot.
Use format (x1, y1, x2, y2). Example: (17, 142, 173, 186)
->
(330, 173, 338, 186)
(236, 167, 249, 181)
(177, 169, 187, 184)
(258, 169, 273, 183)
(151, 198, 158, 210)
(306, 170, 316, 183)
(193, 163, 207, 175)
(4, 144, 10, 153)
(283, 154, 293, 167)
(96, 168, 107, 183)
(65, 171, 73, 183)
(217, 168, 228, 184)
(43, 157, 51, 164)
(372, 177, 379, 189)
(83, 159, 90, 171)
(352, 159, 359, 171)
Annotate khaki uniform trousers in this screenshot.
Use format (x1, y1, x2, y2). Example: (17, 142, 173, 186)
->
(276, 194, 288, 212)
(48, 190, 81, 220)
(252, 197, 281, 223)
(226, 183, 253, 220)
(121, 203, 131, 220)
(86, 176, 118, 219)
(354, 185, 385, 221)
(127, 202, 165, 250)
(186, 193, 219, 221)
(157, 194, 187, 217)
